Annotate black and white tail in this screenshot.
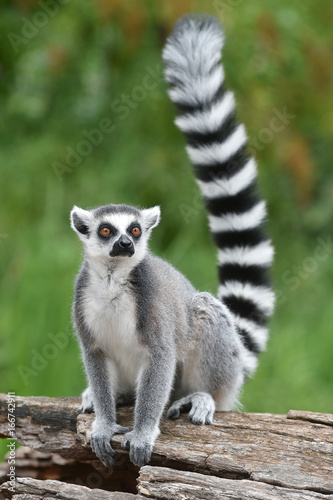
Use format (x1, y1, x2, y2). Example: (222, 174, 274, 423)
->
(163, 14, 275, 376)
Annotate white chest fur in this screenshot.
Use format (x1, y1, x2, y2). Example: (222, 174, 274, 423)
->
(83, 268, 148, 390)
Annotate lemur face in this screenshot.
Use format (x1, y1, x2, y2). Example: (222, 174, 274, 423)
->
(70, 204, 160, 265)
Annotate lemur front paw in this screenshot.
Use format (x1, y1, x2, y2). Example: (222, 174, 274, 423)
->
(90, 420, 129, 467)
(121, 430, 153, 467)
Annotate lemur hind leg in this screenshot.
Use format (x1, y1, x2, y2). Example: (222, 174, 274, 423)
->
(80, 386, 135, 413)
(167, 392, 215, 424)
(80, 386, 94, 413)
(167, 292, 245, 424)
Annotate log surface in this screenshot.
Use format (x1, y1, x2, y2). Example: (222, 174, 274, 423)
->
(138, 466, 333, 500)
(1, 477, 143, 499)
(1, 393, 333, 499)
(0, 446, 138, 494)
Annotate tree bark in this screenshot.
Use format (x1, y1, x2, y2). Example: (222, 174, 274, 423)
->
(1, 476, 143, 499)
(138, 466, 333, 499)
(0, 393, 332, 499)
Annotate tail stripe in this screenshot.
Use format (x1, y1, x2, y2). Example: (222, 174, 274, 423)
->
(238, 329, 261, 353)
(163, 15, 274, 375)
(166, 66, 224, 107)
(194, 146, 249, 182)
(208, 200, 266, 233)
(236, 317, 268, 351)
(175, 91, 235, 135)
(222, 295, 267, 326)
(196, 157, 257, 198)
(204, 182, 260, 216)
(217, 241, 274, 266)
(186, 124, 247, 166)
(218, 264, 270, 287)
(218, 282, 275, 316)
(212, 226, 267, 248)
(185, 112, 239, 150)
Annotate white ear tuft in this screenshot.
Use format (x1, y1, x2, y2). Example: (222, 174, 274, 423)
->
(141, 206, 161, 230)
(70, 206, 92, 237)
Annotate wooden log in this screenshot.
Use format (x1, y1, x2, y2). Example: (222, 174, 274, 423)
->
(1, 393, 333, 498)
(0, 446, 77, 483)
(287, 409, 333, 426)
(0, 477, 143, 499)
(0, 395, 88, 461)
(138, 466, 333, 499)
(0, 447, 137, 493)
(2, 467, 333, 500)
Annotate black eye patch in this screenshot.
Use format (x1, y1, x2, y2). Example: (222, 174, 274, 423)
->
(97, 223, 118, 240)
(127, 222, 142, 238)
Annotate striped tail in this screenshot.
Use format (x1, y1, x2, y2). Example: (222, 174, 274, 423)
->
(163, 14, 275, 376)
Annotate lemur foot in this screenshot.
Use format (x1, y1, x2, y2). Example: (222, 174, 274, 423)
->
(91, 419, 129, 467)
(167, 392, 215, 425)
(121, 430, 154, 467)
(80, 387, 94, 413)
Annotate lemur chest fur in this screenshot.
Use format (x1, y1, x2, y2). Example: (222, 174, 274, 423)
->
(83, 270, 148, 385)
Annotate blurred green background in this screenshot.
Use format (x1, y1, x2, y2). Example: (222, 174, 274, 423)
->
(1, 0, 333, 454)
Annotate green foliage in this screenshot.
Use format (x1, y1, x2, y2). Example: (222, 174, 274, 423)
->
(0, 1, 332, 463)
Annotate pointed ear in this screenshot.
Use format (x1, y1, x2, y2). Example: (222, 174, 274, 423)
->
(70, 206, 92, 238)
(141, 206, 161, 230)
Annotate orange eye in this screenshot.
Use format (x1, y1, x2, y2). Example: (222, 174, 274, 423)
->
(131, 226, 141, 236)
(100, 227, 111, 237)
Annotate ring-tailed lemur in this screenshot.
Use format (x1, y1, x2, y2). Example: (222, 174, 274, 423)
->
(70, 15, 274, 468)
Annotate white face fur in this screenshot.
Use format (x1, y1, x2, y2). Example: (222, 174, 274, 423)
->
(70, 204, 161, 269)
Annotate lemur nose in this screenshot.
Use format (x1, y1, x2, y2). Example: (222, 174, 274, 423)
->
(119, 235, 133, 248)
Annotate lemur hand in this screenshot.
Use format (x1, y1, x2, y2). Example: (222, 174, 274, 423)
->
(121, 430, 153, 467)
(90, 419, 129, 467)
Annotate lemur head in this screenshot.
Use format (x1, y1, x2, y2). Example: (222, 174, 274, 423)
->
(70, 204, 160, 266)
